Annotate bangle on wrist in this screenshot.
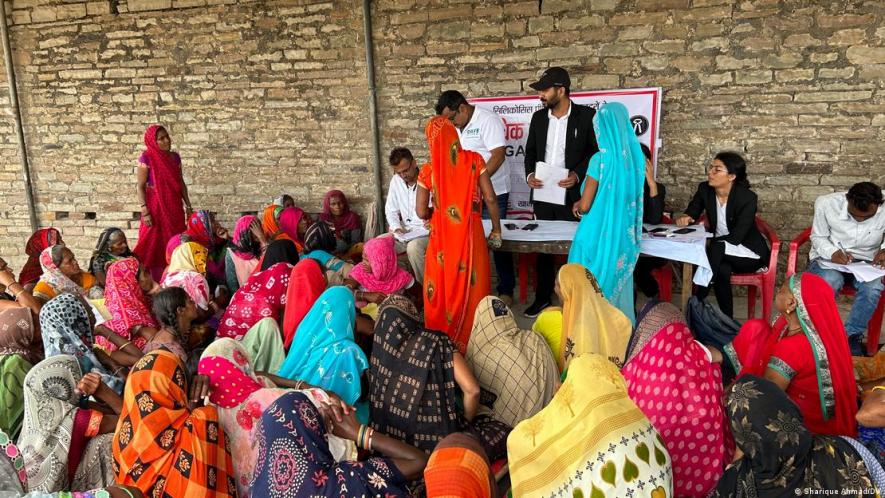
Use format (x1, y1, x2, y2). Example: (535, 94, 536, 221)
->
(85, 410, 103, 437)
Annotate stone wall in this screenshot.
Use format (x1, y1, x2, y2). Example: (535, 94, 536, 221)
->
(0, 0, 883, 276)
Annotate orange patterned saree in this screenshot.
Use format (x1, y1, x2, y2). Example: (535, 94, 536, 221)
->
(418, 116, 491, 353)
(113, 349, 237, 497)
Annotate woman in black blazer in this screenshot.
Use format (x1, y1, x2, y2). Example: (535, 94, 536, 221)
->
(676, 152, 770, 318)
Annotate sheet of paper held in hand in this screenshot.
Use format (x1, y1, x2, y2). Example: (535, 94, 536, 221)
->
(533, 161, 568, 206)
(394, 227, 429, 243)
(818, 260, 885, 283)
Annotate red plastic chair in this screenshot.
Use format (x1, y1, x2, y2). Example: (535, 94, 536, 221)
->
(787, 226, 885, 356)
(649, 215, 674, 302)
(516, 253, 566, 304)
(697, 214, 781, 322)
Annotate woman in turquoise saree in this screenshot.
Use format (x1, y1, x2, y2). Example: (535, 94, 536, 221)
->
(568, 102, 645, 323)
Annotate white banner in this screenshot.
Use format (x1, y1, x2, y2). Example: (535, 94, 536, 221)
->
(471, 87, 663, 218)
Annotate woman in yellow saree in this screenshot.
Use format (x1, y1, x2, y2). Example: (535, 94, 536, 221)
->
(507, 353, 673, 498)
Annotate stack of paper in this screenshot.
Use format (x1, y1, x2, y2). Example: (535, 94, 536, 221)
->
(817, 260, 885, 283)
(394, 227, 429, 242)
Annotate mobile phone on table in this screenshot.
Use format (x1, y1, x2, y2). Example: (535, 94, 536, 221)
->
(649, 227, 667, 233)
(672, 227, 694, 235)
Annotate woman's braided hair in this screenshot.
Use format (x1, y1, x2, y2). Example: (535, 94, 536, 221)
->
(151, 286, 189, 340)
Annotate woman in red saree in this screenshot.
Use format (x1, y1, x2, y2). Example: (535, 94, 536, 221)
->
(723, 272, 858, 436)
(18, 227, 61, 287)
(416, 116, 502, 353)
(133, 125, 192, 281)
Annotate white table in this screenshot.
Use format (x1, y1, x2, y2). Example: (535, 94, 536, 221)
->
(482, 220, 713, 308)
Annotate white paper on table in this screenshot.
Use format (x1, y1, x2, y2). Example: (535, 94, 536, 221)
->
(817, 260, 885, 283)
(394, 227, 429, 243)
(533, 161, 568, 206)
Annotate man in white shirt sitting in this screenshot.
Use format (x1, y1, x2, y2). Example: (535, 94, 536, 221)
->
(808, 182, 885, 356)
(385, 147, 430, 284)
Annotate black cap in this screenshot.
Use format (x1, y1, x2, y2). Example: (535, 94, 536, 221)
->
(529, 67, 571, 90)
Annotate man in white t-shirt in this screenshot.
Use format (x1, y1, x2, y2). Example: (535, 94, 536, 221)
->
(384, 147, 429, 283)
(435, 90, 515, 304)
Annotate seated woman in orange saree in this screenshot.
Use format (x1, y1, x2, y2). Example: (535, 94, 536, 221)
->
(723, 272, 858, 437)
(112, 349, 236, 497)
(416, 116, 502, 353)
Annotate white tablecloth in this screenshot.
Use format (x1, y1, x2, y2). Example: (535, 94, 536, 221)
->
(482, 219, 713, 286)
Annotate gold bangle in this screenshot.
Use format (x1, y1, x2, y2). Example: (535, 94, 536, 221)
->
(119, 340, 133, 350)
(295, 380, 304, 390)
(873, 386, 885, 392)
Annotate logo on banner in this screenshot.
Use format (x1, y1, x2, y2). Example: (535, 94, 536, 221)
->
(631, 115, 650, 136)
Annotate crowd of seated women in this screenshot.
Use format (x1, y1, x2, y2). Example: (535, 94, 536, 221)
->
(1, 139, 884, 497)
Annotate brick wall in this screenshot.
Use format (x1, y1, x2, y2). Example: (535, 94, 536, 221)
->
(0, 0, 883, 275)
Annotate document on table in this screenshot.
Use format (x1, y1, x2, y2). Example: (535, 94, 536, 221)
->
(533, 162, 568, 205)
(817, 260, 885, 283)
(394, 227, 429, 242)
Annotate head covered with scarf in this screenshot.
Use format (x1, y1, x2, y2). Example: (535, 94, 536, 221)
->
(184, 210, 222, 250)
(558, 263, 632, 370)
(278, 206, 307, 249)
(711, 375, 876, 498)
(36, 246, 86, 298)
(39, 293, 124, 394)
(230, 215, 260, 260)
(303, 221, 337, 253)
(19, 228, 62, 286)
(88, 227, 131, 277)
(347, 236, 413, 294)
(320, 190, 361, 233)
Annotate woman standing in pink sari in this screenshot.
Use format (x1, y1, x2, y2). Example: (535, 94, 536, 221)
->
(133, 125, 192, 281)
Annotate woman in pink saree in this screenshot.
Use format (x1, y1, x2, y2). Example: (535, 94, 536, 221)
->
(622, 300, 732, 498)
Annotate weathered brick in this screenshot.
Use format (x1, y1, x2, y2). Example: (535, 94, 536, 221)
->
(643, 40, 684, 54)
(784, 34, 822, 48)
(818, 67, 854, 79)
(847, 46, 885, 65)
(692, 37, 729, 51)
(775, 68, 814, 82)
(795, 91, 874, 103)
(127, 0, 171, 11)
(735, 69, 772, 84)
(816, 13, 876, 29)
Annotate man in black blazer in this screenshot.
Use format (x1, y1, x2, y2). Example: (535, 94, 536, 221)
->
(523, 67, 599, 317)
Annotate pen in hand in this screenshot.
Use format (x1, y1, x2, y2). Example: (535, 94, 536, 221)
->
(836, 241, 854, 263)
